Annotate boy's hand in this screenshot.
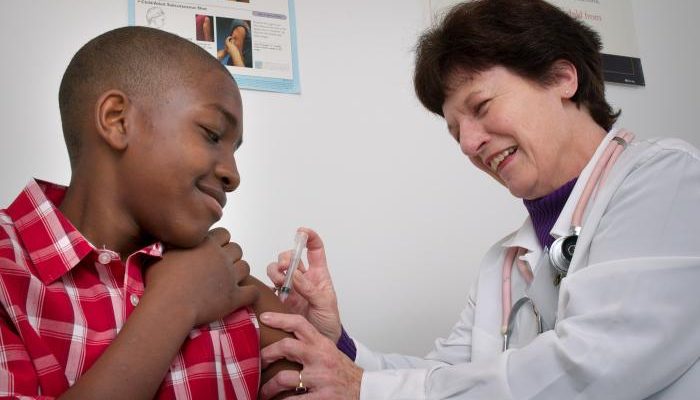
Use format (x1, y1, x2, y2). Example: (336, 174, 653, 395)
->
(145, 227, 259, 327)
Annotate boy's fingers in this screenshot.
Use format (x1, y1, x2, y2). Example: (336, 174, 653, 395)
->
(223, 242, 243, 262)
(231, 260, 250, 282)
(209, 227, 231, 245)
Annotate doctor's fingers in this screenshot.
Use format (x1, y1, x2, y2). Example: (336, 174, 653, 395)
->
(288, 269, 332, 309)
(262, 344, 361, 400)
(260, 369, 331, 400)
(259, 369, 308, 400)
(298, 227, 330, 274)
(261, 312, 322, 344)
(261, 337, 308, 368)
(279, 249, 308, 272)
(266, 261, 286, 287)
(266, 259, 307, 286)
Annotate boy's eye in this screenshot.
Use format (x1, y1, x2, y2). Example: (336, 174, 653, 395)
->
(203, 127, 221, 143)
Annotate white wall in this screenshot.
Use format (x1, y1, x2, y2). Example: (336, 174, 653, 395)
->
(1, 1, 698, 356)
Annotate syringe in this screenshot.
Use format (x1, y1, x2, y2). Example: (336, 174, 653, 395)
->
(278, 231, 308, 302)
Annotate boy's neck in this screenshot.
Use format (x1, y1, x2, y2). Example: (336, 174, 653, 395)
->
(59, 174, 145, 258)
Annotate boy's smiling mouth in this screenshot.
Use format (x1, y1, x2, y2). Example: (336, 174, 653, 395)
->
(197, 183, 226, 217)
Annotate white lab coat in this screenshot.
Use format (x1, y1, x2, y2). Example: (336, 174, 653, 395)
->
(355, 129, 700, 399)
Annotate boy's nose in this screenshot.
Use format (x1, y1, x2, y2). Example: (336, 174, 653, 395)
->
(217, 153, 240, 192)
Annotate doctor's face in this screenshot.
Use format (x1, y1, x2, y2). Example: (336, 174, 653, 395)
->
(442, 66, 581, 200)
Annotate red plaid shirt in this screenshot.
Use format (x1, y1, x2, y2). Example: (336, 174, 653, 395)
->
(0, 180, 260, 399)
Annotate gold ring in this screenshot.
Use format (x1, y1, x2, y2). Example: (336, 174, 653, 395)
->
(295, 370, 308, 394)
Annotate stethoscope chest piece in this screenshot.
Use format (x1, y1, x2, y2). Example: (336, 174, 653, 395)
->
(548, 233, 578, 277)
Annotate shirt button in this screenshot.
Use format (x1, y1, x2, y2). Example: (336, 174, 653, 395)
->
(130, 294, 140, 307)
(97, 251, 112, 265)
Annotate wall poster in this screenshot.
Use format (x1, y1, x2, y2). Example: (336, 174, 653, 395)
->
(130, 0, 301, 93)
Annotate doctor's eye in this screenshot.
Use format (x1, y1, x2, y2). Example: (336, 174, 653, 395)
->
(474, 99, 490, 117)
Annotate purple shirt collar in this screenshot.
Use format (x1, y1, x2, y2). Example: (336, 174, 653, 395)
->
(522, 178, 578, 249)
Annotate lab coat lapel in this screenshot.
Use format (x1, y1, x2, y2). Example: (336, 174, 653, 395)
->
(510, 219, 561, 332)
(568, 134, 638, 275)
(471, 235, 513, 361)
(530, 130, 620, 329)
(471, 220, 546, 360)
(550, 128, 623, 243)
(524, 252, 560, 331)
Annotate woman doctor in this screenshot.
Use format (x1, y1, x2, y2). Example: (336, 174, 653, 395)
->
(259, 0, 700, 398)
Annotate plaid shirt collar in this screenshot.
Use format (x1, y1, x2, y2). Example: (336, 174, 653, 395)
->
(6, 179, 163, 284)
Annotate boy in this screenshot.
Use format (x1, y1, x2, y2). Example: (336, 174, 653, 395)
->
(0, 26, 297, 398)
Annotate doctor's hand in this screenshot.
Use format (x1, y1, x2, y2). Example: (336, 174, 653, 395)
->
(259, 312, 362, 400)
(267, 227, 342, 342)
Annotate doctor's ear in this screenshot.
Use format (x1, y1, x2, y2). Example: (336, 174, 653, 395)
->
(94, 89, 131, 151)
(549, 59, 579, 99)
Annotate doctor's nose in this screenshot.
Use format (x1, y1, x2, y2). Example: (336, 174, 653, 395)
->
(458, 120, 489, 157)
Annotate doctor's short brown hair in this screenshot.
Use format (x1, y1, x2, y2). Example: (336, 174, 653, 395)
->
(413, 0, 620, 131)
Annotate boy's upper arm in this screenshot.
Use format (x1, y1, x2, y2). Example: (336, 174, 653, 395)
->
(244, 275, 298, 347)
(243, 276, 301, 397)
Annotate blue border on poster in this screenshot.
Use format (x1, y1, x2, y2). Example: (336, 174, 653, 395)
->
(128, 0, 300, 94)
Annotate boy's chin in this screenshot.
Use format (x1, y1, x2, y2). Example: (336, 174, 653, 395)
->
(162, 229, 211, 249)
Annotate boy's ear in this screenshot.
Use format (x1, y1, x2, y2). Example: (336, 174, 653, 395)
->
(95, 89, 131, 151)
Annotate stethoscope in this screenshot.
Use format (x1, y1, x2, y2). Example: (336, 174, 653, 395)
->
(501, 130, 634, 351)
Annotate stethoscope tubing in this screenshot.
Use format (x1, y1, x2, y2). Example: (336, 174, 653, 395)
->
(500, 131, 634, 351)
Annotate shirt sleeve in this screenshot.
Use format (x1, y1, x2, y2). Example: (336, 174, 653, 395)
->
(0, 311, 47, 399)
(356, 282, 484, 398)
(358, 141, 700, 399)
(336, 325, 357, 360)
(356, 280, 477, 372)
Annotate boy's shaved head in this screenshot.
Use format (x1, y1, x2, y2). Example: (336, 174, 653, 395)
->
(59, 26, 234, 167)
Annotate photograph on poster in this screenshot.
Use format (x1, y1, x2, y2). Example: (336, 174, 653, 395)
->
(216, 17, 253, 68)
(195, 14, 214, 42)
